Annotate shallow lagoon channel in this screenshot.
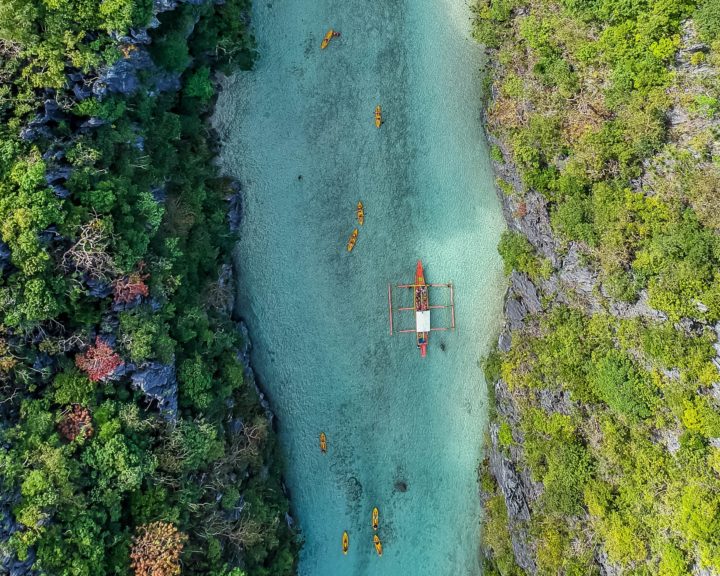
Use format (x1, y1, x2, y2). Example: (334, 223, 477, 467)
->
(213, 0, 506, 573)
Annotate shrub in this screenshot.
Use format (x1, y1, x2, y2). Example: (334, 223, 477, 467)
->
(498, 230, 547, 279)
(590, 349, 652, 419)
(696, 0, 720, 41)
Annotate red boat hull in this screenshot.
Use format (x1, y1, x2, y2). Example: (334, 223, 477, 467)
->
(415, 260, 425, 285)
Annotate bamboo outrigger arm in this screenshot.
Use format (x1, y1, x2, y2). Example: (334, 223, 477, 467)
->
(387, 276, 456, 353)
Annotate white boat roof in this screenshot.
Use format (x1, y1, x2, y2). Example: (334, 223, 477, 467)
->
(416, 310, 430, 332)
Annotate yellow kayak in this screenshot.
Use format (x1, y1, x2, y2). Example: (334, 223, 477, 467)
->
(319, 432, 327, 453)
(372, 507, 379, 530)
(342, 531, 349, 555)
(347, 228, 358, 252)
(373, 534, 383, 556)
(321, 29, 334, 49)
(375, 105, 382, 128)
(357, 201, 364, 226)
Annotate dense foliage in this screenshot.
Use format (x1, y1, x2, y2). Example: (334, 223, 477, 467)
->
(0, 0, 297, 574)
(475, 0, 720, 571)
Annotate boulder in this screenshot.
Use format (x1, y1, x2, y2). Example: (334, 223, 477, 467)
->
(130, 362, 179, 420)
(45, 166, 72, 185)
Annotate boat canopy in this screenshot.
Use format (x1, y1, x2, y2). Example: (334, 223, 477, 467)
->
(416, 310, 430, 332)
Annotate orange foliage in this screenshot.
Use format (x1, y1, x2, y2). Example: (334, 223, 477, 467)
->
(130, 522, 187, 576)
(59, 405, 94, 441)
(113, 270, 150, 304)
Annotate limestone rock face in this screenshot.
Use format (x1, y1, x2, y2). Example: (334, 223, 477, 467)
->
(130, 362, 179, 420)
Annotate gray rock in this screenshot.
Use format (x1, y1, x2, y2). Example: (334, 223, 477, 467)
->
(130, 362, 178, 420)
(72, 83, 92, 100)
(596, 550, 622, 576)
(694, 564, 720, 576)
(215, 264, 235, 314)
(538, 388, 573, 415)
(49, 184, 70, 198)
(112, 27, 152, 45)
(42, 148, 65, 162)
(498, 329, 512, 353)
(93, 51, 151, 95)
(153, 0, 177, 12)
(80, 117, 107, 129)
(504, 272, 542, 330)
(227, 182, 243, 231)
(85, 277, 113, 298)
(559, 243, 596, 295)
(45, 166, 72, 185)
(505, 296, 528, 331)
(20, 126, 51, 141)
(0, 484, 37, 576)
(510, 271, 542, 314)
(517, 191, 559, 266)
(0, 242, 11, 273)
(488, 423, 537, 574)
(236, 322, 274, 424)
(668, 107, 689, 126)
(608, 290, 667, 321)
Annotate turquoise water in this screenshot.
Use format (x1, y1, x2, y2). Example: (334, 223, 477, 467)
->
(213, 1, 506, 573)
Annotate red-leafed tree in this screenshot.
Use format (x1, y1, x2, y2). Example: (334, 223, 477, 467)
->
(75, 337, 123, 381)
(58, 405, 94, 441)
(113, 267, 149, 304)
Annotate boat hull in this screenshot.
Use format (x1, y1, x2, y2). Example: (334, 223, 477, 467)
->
(321, 29, 333, 49)
(347, 228, 358, 251)
(373, 534, 383, 556)
(415, 260, 428, 357)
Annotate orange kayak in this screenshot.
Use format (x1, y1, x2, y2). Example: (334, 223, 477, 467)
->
(347, 228, 358, 252)
(319, 432, 327, 453)
(357, 201, 364, 226)
(321, 29, 334, 49)
(342, 531, 349, 555)
(373, 534, 383, 556)
(372, 507, 379, 530)
(375, 105, 382, 128)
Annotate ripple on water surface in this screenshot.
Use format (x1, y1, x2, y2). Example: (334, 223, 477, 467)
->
(213, 0, 506, 574)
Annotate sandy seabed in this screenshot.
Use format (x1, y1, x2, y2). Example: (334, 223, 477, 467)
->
(213, 1, 506, 573)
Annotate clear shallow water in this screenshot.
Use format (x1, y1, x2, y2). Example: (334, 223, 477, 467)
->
(213, 1, 506, 574)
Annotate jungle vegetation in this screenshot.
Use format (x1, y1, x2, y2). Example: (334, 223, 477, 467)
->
(0, 0, 297, 574)
(474, 0, 720, 572)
